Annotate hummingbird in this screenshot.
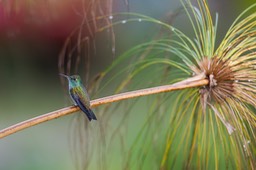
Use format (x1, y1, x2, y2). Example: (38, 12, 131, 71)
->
(60, 74, 97, 121)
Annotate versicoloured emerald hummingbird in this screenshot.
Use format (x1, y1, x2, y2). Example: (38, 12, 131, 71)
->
(60, 74, 97, 121)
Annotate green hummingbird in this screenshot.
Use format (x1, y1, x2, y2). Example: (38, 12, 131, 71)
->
(60, 74, 97, 121)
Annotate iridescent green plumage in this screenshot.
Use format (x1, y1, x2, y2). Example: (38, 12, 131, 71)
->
(60, 74, 97, 121)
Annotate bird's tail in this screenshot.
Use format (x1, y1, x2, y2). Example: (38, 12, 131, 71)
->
(87, 108, 97, 121)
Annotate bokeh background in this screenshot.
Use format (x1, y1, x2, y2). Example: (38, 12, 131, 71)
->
(0, 0, 255, 169)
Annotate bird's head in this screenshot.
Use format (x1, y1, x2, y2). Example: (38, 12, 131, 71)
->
(60, 74, 82, 87)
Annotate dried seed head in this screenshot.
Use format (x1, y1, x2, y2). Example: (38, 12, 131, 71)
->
(191, 57, 235, 105)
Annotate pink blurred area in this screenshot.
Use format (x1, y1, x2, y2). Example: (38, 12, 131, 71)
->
(0, 0, 85, 39)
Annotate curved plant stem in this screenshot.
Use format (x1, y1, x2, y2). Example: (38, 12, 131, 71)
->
(0, 75, 208, 139)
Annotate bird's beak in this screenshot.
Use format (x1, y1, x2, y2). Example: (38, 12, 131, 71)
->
(59, 73, 69, 79)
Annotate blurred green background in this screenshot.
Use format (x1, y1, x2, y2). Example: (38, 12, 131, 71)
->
(0, 0, 255, 169)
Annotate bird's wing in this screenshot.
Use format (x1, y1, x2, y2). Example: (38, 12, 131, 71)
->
(70, 88, 97, 121)
(70, 87, 90, 106)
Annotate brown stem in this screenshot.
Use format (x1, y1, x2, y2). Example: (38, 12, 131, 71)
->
(0, 75, 208, 139)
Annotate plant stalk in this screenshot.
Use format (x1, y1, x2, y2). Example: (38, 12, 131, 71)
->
(0, 75, 208, 139)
